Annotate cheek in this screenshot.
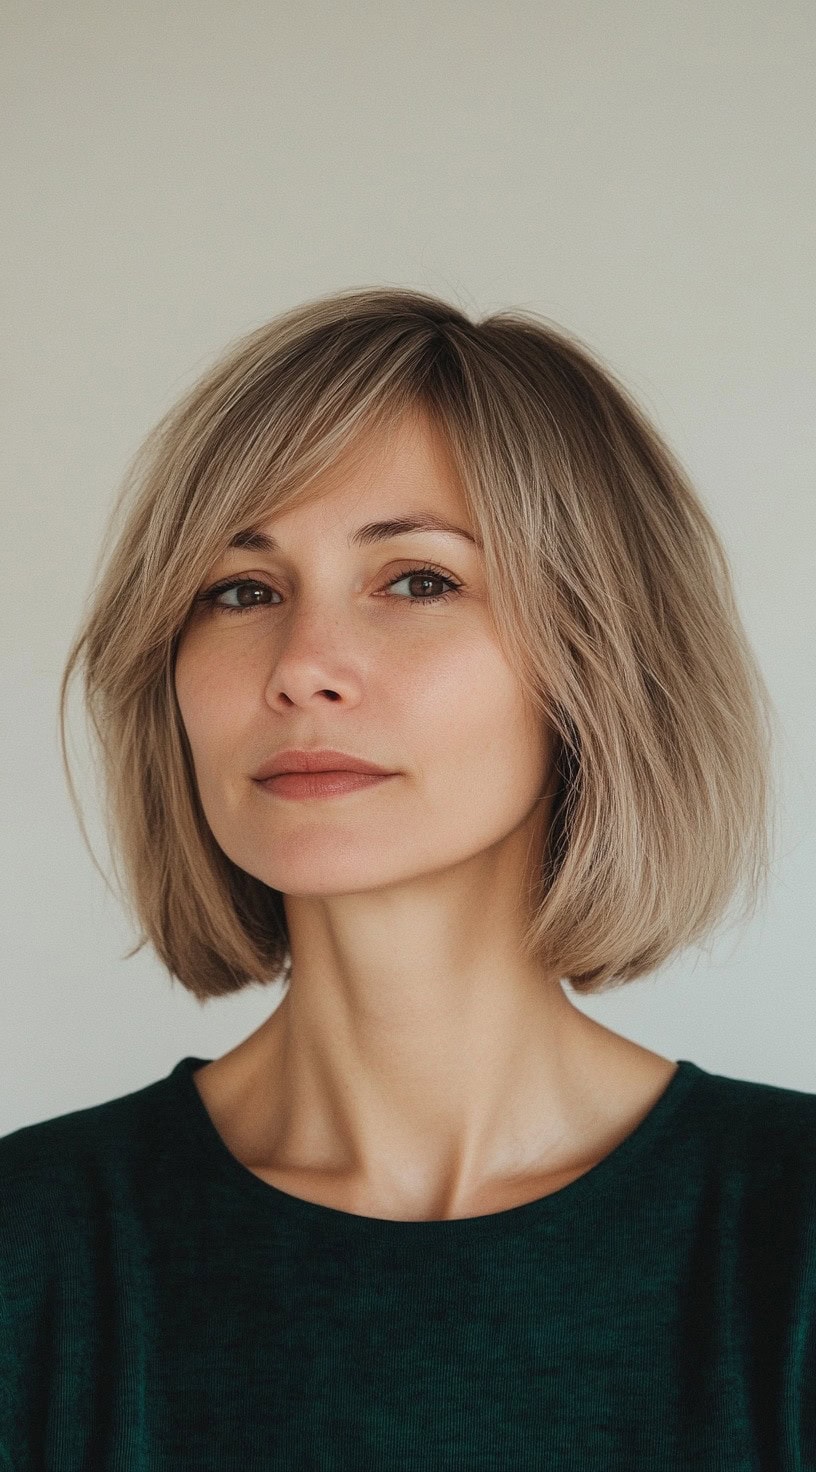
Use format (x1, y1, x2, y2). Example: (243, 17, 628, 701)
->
(406, 645, 539, 784)
(387, 642, 492, 742)
(173, 646, 248, 768)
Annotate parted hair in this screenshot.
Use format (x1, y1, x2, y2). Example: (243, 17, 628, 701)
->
(58, 285, 780, 1001)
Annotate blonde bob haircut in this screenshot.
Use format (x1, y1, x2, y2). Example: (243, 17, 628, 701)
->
(58, 285, 781, 1001)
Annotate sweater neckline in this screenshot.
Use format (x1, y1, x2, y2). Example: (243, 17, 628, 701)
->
(169, 1052, 706, 1243)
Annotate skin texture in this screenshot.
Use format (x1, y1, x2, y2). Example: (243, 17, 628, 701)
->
(174, 407, 677, 1221)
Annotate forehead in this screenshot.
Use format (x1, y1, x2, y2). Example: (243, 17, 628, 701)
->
(234, 409, 478, 548)
(303, 410, 466, 509)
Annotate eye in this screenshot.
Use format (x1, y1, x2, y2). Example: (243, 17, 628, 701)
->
(196, 563, 464, 616)
(384, 564, 463, 605)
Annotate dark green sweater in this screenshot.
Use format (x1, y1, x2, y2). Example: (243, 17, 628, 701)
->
(1, 1053, 815, 1470)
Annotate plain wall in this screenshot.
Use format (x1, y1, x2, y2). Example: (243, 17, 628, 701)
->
(1, 0, 814, 1131)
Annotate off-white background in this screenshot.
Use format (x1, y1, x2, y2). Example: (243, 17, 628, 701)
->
(2, 0, 814, 1133)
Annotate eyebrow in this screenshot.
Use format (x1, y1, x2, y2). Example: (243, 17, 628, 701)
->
(227, 513, 483, 554)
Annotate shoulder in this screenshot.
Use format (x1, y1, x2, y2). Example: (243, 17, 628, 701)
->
(694, 1065, 816, 1146)
(0, 1068, 175, 1281)
(0, 1068, 171, 1178)
(684, 1065, 816, 1222)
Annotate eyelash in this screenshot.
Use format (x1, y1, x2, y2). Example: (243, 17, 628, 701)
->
(197, 562, 464, 617)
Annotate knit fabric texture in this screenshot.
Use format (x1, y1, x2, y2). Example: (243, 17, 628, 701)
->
(1, 1053, 815, 1470)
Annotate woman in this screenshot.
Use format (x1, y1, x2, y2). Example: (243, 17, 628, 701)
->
(2, 286, 813, 1469)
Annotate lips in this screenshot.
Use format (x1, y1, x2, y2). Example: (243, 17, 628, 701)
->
(258, 769, 393, 800)
(252, 747, 394, 781)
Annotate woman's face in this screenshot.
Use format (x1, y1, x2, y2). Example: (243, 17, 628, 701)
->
(174, 409, 555, 898)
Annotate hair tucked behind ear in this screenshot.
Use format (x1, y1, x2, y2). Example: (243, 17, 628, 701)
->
(58, 284, 781, 1000)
